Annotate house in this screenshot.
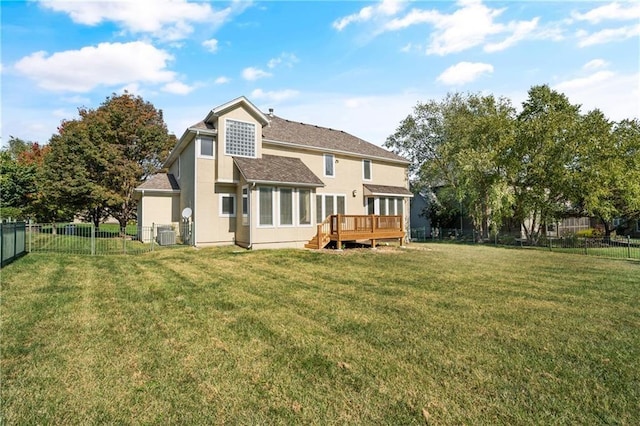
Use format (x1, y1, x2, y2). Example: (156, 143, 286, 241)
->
(409, 191, 432, 239)
(135, 96, 412, 249)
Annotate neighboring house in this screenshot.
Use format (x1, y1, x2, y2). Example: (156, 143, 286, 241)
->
(409, 191, 432, 239)
(135, 96, 411, 249)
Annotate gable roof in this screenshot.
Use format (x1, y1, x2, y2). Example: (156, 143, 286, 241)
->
(204, 96, 269, 127)
(234, 154, 324, 187)
(262, 115, 409, 164)
(135, 173, 180, 192)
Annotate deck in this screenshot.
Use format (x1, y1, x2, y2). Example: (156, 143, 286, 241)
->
(305, 214, 405, 249)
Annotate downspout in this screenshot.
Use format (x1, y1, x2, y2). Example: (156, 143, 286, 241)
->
(193, 131, 199, 246)
(248, 182, 256, 249)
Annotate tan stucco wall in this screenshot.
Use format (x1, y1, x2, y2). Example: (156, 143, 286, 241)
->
(194, 179, 237, 246)
(262, 144, 409, 215)
(138, 193, 180, 241)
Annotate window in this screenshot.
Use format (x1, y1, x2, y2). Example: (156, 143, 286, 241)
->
(380, 198, 387, 215)
(225, 119, 256, 157)
(397, 198, 403, 216)
(242, 186, 249, 225)
(325, 195, 334, 216)
(316, 194, 323, 223)
(363, 159, 371, 180)
(299, 189, 311, 225)
(220, 194, 236, 217)
(337, 195, 345, 215)
(279, 188, 293, 226)
(324, 154, 334, 177)
(367, 197, 375, 215)
(199, 137, 214, 157)
(637, 220, 640, 232)
(259, 187, 274, 226)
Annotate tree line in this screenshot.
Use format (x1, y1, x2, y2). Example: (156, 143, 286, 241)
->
(0, 93, 176, 233)
(385, 85, 640, 242)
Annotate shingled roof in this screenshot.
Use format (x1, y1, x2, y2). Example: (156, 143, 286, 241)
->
(234, 154, 324, 187)
(363, 184, 412, 197)
(262, 115, 408, 163)
(136, 173, 180, 191)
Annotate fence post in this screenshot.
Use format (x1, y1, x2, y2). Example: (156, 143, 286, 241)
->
(584, 238, 588, 255)
(91, 224, 96, 256)
(549, 238, 552, 251)
(151, 223, 155, 252)
(123, 231, 126, 254)
(628, 236, 631, 259)
(28, 219, 32, 253)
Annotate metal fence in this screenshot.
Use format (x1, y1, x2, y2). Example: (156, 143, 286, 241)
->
(410, 227, 640, 260)
(27, 222, 192, 255)
(1, 221, 27, 267)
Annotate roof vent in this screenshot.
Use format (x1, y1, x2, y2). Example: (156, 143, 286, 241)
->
(268, 108, 274, 117)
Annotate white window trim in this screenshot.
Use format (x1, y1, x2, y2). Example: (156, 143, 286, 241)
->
(323, 154, 335, 178)
(297, 189, 313, 227)
(224, 117, 258, 159)
(242, 186, 249, 226)
(257, 186, 275, 228)
(219, 194, 236, 217)
(362, 159, 372, 181)
(278, 188, 295, 227)
(317, 193, 347, 219)
(198, 136, 215, 159)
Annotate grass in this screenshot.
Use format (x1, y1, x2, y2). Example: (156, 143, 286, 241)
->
(1, 244, 639, 424)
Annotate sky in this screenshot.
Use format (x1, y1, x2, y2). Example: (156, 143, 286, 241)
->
(1, 0, 639, 148)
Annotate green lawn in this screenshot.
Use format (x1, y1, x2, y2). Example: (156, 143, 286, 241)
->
(1, 245, 639, 424)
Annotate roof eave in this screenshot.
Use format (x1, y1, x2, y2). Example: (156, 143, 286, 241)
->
(262, 138, 411, 165)
(163, 127, 217, 168)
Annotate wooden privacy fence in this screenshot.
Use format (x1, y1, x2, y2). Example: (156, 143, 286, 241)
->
(1, 221, 26, 268)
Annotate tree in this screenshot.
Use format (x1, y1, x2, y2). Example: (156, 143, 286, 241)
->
(509, 85, 582, 243)
(0, 137, 47, 220)
(42, 93, 176, 230)
(572, 115, 640, 236)
(385, 93, 516, 240)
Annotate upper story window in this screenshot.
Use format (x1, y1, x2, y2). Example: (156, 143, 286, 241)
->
(199, 137, 214, 158)
(225, 119, 256, 158)
(363, 159, 371, 180)
(324, 154, 334, 177)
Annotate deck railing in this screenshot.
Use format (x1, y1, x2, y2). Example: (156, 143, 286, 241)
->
(326, 214, 405, 247)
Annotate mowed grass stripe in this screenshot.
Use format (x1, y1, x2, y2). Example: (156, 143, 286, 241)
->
(1, 245, 639, 424)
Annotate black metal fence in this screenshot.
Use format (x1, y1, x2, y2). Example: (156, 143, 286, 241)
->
(410, 227, 640, 260)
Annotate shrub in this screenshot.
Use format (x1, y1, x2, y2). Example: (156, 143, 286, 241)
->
(575, 228, 603, 238)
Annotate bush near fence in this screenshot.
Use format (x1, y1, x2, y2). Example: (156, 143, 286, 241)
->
(27, 222, 190, 255)
(410, 227, 640, 260)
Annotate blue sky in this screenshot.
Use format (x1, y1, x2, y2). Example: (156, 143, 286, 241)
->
(2, 0, 639, 148)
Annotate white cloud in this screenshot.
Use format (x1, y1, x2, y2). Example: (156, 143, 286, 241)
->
(554, 71, 639, 120)
(162, 81, 194, 95)
(251, 89, 300, 102)
(267, 53, 299, 69)
(484, 18, 539, 52)
(62, 95, 91, 104)
(38, 0, 249, 41)
(583, 59, 609, 71)
(572, 2, 640, 24)
(215, 76, 230, 84)
(241, 67, 272, 81)
(577, 24, 640, 47)
(437, 62, 494, 85)
(14, 41, 176, 92)
(333, 0, 406, 31)
(202, 38, 219, 53)
(382, 0, 540, 56)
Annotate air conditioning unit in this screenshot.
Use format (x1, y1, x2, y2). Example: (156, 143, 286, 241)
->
(157, 230, 176, 246)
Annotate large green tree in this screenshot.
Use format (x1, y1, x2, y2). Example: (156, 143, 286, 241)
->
(508, 85, 582, 243)
(571, 114, 640, 236)
(42, 93, 176, 230)
(385, 93, 515, 239)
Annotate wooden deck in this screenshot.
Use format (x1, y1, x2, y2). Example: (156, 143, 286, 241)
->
(305, 214, 405, 249)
